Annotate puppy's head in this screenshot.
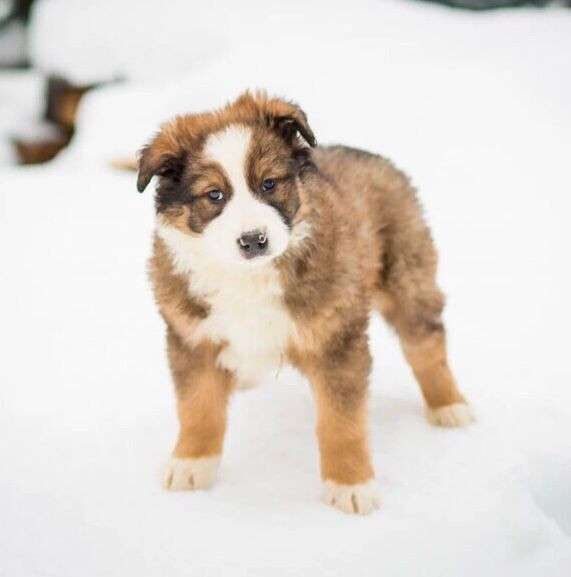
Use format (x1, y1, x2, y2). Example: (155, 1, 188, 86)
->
(138, 91, 316, 267)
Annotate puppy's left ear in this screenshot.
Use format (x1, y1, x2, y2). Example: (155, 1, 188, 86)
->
(232, 91, 317, 148)
(275, 111, 316, 148)
(136, 132, 185, 193)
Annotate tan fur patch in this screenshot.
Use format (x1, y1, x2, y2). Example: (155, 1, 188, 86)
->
(314, 394, 375, 485)
(402, 333, 465, 410)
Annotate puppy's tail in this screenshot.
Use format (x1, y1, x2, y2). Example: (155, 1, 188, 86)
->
(109, 156, 138, 172)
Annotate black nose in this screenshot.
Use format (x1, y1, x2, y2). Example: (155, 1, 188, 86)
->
(237, 229, 268, 259)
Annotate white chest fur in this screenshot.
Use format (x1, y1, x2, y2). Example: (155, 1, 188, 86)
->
(157, 224, 296, 387)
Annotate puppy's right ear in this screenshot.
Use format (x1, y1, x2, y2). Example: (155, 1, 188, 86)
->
(137, 134, 185, 193)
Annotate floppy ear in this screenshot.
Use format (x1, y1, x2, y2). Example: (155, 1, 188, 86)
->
(136, 134, 186, 193)
(275, 112, 316, 148)
(235, 91, 316, 148)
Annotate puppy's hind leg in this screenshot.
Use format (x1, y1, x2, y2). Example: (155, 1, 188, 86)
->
(374, 184, 474, 427)
(377, 286, 473, 427)
(377, 283, 474, 427)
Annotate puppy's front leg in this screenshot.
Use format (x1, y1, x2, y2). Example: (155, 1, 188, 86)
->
(164, 329, 233, 491)
(303, 333, 379, 515)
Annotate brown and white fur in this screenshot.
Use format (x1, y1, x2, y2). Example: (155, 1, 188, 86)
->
(137, 91, 474, 515)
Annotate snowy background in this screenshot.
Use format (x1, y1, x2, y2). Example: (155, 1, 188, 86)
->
(1, 1, 571, 575)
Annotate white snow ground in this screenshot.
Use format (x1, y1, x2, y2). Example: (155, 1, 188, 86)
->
(1, 1, 571, 576)
(0, 71, 44, 165)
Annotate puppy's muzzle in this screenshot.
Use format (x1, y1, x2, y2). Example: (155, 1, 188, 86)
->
(237, 229, 268, 259)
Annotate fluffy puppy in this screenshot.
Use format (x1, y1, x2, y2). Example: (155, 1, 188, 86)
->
(137, 91, 473, 515)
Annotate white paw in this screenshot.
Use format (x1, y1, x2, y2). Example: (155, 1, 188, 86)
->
(322, 479, 380, 515)
(427, 402, 475, 427)
(164, 456, 221, 491)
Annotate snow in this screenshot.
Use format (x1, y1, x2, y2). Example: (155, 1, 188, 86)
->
(1, 1, 571, 575)
(0, 20, 27, 67)
(0, 70, 44, 165)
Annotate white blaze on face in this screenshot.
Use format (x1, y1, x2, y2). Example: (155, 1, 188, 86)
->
(199, 125, 290, 266)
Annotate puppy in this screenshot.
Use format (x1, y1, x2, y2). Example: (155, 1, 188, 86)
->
(137, 91, 473, 515)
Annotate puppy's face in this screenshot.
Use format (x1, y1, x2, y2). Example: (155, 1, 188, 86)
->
(137, 92, 316, 267)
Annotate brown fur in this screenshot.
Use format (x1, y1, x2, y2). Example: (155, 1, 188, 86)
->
(402, 334, 465, 409)
(140, 91, 470, 503)
(167, 329, 233, 459)
(149, 235, 209, 323)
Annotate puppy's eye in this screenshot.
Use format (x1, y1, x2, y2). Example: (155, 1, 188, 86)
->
(207, 190, 225, 203)
(261, 178, 276, 193)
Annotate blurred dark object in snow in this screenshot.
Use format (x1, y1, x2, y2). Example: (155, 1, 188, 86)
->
(11, 125, 68, 164)
(12, 75, 95, 164)
(0, 0, 34, 29)
(44, 76, 93, 132)
(421, 0, 569, 8)
(0, 0, 36, 67)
